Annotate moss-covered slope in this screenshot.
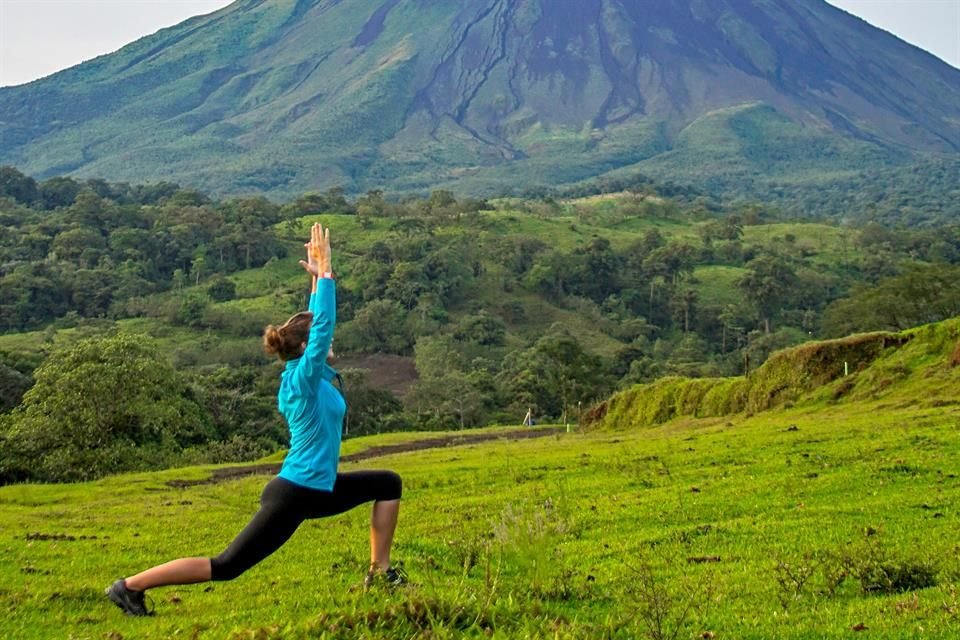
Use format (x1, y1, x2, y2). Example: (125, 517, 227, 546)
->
(589, 319, 960, 429)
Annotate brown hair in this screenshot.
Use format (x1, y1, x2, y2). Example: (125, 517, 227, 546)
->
(263, 311, 313, 361)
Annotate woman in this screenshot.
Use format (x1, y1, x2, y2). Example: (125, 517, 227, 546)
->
(107, 223, 405, 617)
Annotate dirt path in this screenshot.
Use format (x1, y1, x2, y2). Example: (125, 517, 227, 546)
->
(167, 427, 564, 488)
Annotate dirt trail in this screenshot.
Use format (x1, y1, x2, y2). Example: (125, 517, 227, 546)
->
(167, 427, 563, 488)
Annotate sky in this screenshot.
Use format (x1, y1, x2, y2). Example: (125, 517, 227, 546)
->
(0, 0, 958, 87)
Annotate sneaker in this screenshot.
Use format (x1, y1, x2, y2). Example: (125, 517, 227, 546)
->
(105, 579, 152, 616)
(363, 565, 409, 590)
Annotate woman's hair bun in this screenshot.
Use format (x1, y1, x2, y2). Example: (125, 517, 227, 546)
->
(263, 325, 284, 355)
(263, 311, 312, 360)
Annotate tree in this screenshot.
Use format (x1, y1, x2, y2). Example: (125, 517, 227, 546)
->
(190, 254, 207, 286)
(499, 327, 607, 421)
(822, 264, 960, 336)
(339, 300, 413, 354)
(669, 287, 698, 333)
(525, 252, 568, 300)
(172, 268, 187, 292)
(407, 369, 484, 429)
(67, 190, 113, 230)
(189, 366, 283, 447)
(109, 228, 155, 265)
(0, 363, 31, 413)
(172, 293, 209, 328)
(569, 237, 623, 302)
(408, 336, 488, 428)
(385, 261, 428, 309)
(50, 227, 107, 267)
(336, 369, 405, 437)
(0, 166, 38, 204)
(665, 333, 712, 377)
(718, 304, 749, 353)
(737, 255, 797, 333)
(357, 189, 387, 218)
(453, 312, 506, 346)
(67, 268, 114, 317)
(0, 332, 210, 483)
(412, 335, 463, 379)
(39, 176, 82, 208)
(643, 243, 696, 286)
(0, 263, 70, 331)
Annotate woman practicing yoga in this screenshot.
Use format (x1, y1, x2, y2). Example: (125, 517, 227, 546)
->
(107, 223, 405, 616)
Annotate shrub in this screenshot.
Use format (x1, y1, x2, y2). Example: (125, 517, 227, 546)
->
(0, 332, 211, 483)
(859, 561, 938, 595)
(207, 275, 237, 302)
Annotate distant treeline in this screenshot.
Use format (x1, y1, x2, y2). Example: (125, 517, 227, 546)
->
(524, 156, 960, 227)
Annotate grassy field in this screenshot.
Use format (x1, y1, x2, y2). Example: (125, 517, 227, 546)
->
(1, 207, 954, 638)
(3, 382, 958, 638)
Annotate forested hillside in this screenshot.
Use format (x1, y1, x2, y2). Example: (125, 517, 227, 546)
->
(3, 165, 960, 482)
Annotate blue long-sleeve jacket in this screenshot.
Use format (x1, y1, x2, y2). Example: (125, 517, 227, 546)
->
(277, 278, 346, 490)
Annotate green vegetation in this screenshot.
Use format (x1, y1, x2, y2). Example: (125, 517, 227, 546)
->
(2, 1, 958, 629)
(4, 167, 960, 482)
(2, 318, 959, 637)
(0, 332, 211, 483)
(589, 317, 960, 431)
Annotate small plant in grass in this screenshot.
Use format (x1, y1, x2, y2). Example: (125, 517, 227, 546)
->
(820, 548, 856, 598)
(773, 552, 820, 609)
(814, 530, 939, 599)
(949, 340, 960, 367)
(846, 530, 938, 595)
(432, 535, 504, 631)
(493, 497, 575, 599)
(943, 584, 958, 617)
(447, 533, 487, 574)
(858, 560, 937, 594)
(620, 555, 711, 640)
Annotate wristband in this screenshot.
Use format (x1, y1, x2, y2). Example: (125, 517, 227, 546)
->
(320, 272, 334, 279)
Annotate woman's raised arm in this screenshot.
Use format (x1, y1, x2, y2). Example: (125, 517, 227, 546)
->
(295, 223, 336, 386)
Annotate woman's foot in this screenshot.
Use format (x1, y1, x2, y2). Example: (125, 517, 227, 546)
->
(105, 579, 152, 616)
(362, 565, 408, 590)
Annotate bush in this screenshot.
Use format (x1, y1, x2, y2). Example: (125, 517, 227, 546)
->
(207, 275, 237, 302)
(0, 332, 211, 483)
(183, 435, 274, 465)
(859, 561, 938, 595)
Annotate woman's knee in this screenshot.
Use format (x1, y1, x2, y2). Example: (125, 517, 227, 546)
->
(380, 470, 402, 501)
(209, 553, 248, 582)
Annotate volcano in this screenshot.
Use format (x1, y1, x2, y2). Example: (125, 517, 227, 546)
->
(1, 0, 958, 199)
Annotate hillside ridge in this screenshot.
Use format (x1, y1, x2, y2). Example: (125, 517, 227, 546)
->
(588, 318, 960, 429)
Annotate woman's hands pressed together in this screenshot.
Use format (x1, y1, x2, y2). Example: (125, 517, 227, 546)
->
(299, 222, 332, 279)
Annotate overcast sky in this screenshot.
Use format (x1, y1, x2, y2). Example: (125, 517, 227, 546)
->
(1, 0, 958, 87)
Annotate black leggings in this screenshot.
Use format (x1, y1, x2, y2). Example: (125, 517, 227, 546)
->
(209, 470, 402, 581)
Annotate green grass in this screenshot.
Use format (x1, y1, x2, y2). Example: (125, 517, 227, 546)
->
(741, 223, 856, 266)
(3, 369, 959, 638)
(691, 265, 746, 307)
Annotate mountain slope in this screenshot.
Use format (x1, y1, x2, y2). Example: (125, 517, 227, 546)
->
(1, 0, 959, 199)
